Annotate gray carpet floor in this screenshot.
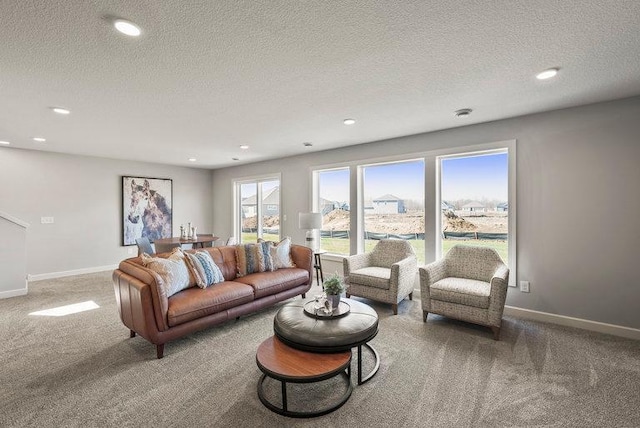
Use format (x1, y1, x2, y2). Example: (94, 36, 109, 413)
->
(1, 272, 639, 427)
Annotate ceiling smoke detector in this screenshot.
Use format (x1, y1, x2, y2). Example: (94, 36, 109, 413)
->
(455, 108, 472, 118)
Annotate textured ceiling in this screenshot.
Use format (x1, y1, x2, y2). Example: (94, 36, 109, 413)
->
(1, 1, 639, 168)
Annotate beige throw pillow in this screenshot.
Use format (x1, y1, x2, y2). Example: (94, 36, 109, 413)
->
(141, 250, 191, 297)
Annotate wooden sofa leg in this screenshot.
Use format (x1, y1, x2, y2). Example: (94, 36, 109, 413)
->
(392, 304, 398, 315)
(491, 326, 501, 341)
(301, 293, 306, 299)
(423, 310, 428, 322)
(156, 344, 165, 359)
(130, 330, 136, 338)
(409, 292, 413, 301)
(346, 292, 350, 298)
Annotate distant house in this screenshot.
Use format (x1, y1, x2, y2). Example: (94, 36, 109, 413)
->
(320, 197, 339, 215)
(241, 186, 280, 217)
(461, 201, 486, 212)
(496, 202, 508, 212)
(372, 194, 406, 214)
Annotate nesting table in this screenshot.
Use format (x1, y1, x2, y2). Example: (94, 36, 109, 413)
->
(256, 298, 380, 417)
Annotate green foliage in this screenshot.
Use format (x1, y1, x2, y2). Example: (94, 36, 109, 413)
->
(323, 273, 345, 295)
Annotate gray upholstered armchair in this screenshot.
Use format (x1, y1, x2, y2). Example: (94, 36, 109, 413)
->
(343, 239, 417, 315)
(419, 245, 509, 340)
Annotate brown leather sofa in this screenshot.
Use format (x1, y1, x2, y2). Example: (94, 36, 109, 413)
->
(112, 244, 313, 358)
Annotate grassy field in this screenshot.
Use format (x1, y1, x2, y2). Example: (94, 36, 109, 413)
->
(243, 233, 508, 265)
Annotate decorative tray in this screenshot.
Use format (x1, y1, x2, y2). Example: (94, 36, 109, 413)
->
(303, 300, 350, 319)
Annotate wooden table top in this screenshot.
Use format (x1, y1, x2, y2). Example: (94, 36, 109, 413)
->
(153, 235, 219, 245)
(256, 336, 351, 381)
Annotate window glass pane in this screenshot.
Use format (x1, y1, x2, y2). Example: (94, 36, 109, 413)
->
(239, 178, 281, 243)
(261, 180, 280, 242)
(440, 151, 508, 263)
(318, 168, 350, 255)
(240, 182, 258, 243)
(362, 160, 425, 263)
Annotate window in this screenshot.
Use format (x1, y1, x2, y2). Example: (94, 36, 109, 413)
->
(315, 168, 350, 255)
(438, 149, 512, 267)
(235, 176, 281, 243)
(361, 160, 425, 263)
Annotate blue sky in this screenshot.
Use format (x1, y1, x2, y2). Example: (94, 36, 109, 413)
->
(319, 153, 508, 203)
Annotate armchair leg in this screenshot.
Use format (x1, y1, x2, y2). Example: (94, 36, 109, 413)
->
(130, 330, 136, 338)
(346, 292, 351, 298)
(491, 326, 501, 341)
(423, 310, 428, 322)
(156, 344, 165, 359)
(409, 292, 413, 301)
(301, 293, 306, 299)
(392, 304, 398, 315)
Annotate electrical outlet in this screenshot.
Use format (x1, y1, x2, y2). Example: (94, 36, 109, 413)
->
(520, 281, 530, 293)
(40, 216, 54, 224)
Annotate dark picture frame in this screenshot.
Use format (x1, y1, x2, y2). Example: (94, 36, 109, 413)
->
(122, 176, 173, 246)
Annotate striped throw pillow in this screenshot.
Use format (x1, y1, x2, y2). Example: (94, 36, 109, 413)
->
(184, 250, 225, 288)
(235, 242, 274, 277)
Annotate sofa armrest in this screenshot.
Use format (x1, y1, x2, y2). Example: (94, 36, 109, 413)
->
(390, 255, 418, 298)
(290, 244, 313, 285)
(487, 264, 510, 324)
(343, 253, 372, 283)
(419, 259, 447, 310)
(112, 269, 163, 343)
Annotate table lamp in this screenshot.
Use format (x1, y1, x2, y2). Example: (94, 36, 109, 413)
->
(298, 212, 322, 251)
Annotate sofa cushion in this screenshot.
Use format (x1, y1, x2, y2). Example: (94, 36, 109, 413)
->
(235, 242, 274, 277)
(140, 251, 192, 297)
(234, 268, 309, 299)
(348, 267, 391, 290)
(265, 237, 296, 269)
(167, 281, 255, 326)
(184, 250, 225, 288)
(430, 277, 490, 309)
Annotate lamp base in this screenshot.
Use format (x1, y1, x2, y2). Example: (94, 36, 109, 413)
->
(305, 230, 318, 251)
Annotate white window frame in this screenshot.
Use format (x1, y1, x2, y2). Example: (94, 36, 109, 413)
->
(233, 173, 281, 242)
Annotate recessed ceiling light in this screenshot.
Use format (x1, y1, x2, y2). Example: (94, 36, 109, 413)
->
(51, 107, 70, 115)
(0, 141, 10, 145)
(239, 145, 249, 150)
(33, 137, 46, 142)
(232, 157, 239, 161)
(114, 19, 141, 37)
(455, 108, 472, 118)
(303, 142, 313, 147)
(343, 118, 356, 125)
(536, 68, 559, 80)
(188, 158, 197, 162)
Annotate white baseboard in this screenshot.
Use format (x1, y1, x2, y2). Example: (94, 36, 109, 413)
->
(27, 264, 117, 282)
(0, 287, 28, 299)
(504, 305, 640, 341)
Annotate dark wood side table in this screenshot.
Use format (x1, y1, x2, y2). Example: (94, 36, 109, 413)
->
(313, 250, 327, 286)
(256, 336, 352, 418)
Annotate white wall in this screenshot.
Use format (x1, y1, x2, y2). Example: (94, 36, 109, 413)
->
(212, 96, 640, 329)
(0, 149, 213, 277)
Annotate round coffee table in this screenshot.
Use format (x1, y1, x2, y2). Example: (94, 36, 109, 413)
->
(273, 297, 380, 385)
(256, 336, 352, 418)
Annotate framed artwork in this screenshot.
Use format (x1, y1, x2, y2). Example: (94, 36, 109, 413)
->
(122, 176, 173, 246)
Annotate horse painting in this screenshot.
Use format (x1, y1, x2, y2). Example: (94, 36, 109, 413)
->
(123, 177, 172, 245)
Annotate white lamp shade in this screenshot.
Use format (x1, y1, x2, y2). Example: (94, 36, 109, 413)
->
(298, 212, 322, 230)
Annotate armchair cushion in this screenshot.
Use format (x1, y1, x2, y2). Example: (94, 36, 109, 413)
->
(349, 267, 391, 290)
(430, 277, 490, 309)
